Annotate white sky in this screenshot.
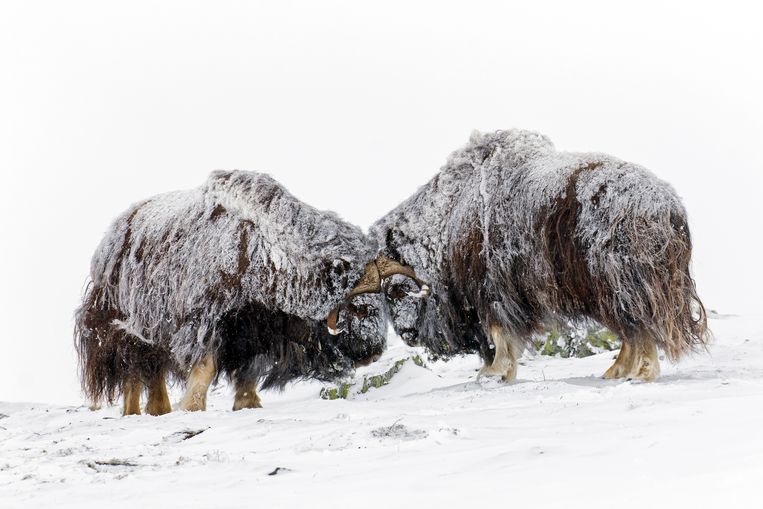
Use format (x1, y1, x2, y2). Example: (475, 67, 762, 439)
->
(1, 0, 761, 405)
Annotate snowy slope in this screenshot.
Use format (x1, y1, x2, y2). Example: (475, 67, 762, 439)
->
(1, 315, 762, 508)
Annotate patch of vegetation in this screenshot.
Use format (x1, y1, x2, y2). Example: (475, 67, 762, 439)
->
(320, 355, 426, 400)
(532, 323, 619, 358)
(320, 383, 352, 401)
(371, 422, 428, 441)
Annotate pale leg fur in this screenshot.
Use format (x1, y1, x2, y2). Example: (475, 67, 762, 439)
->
(145, 374, 172, 416)
(178, 355, 216, 412)
(636, 341, 661, 381)
(122, 380, 142, 416)
(478, 325, 523, 382)
(603, 340, 661, 382)
(232, 380, 263, 411)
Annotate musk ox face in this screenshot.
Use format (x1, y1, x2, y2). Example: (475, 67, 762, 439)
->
(333, 292, 388, 366)
(327, 255, 430, 349)
(382, 274, 426, 346)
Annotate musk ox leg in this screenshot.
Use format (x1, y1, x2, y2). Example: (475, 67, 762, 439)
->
(232, 380, 263, 411)
(122, 380, 142, 416)
(603, 339, 661, 382)
(635, 341, 661, 381)
(602, 341, 636, 380)
(479, 325, 522, 382)
(145, 373, 172, 416)
(178, 355, 216, 412)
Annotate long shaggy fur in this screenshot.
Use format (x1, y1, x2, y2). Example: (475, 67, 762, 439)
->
(371, 129, 708, 363)
(75, 170, 386, 404)
(75, 284, 176, 404)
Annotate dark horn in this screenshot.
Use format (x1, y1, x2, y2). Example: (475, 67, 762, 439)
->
(375, 256, 431, 298)
(326, 261, 382, 335)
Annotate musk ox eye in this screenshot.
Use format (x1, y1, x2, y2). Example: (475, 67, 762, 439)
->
(385, 284, 410, 300)
(330, 258, 351, 275)
(346, 303, 369, 318)
(386, 285, 404, 300)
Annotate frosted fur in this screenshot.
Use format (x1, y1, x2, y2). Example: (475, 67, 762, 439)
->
(75, 170, 385, 402)
(372, 129, 708, 362)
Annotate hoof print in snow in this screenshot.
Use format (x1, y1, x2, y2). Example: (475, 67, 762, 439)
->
(164, 428, 209, 443)
(268, 467, 292, 476)
(84, 458, 141, 472)
(371, 423, 428, 441)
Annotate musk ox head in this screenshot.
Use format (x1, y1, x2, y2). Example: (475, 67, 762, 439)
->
(330, 292, 389, 367)
(381, 274, 428, 346)
(327, 256, 430, 349)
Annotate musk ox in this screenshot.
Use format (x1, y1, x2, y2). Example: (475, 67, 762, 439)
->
(370, 129, 708, 382)
(75, 170, 423, 415)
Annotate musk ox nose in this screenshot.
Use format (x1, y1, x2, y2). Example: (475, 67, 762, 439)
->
(401, 329, 418, 344)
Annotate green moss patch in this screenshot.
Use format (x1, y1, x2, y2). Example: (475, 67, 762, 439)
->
(320, 355, 426, 400)
(532, 324, 619, 358)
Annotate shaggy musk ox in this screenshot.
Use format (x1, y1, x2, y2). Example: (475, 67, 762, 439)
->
(75, 170, 423, 415)
(371, 129, 708, 381)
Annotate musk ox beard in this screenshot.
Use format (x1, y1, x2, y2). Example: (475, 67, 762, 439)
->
(370, 129, 708, 382)
(75, 170, 403, 415)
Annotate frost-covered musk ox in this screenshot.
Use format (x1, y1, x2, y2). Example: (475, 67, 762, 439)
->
(371, 130, 708, 381)
(75, 170, 415, 415)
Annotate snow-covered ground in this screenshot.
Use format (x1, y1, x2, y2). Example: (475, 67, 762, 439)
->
(1, 314, 761, 508)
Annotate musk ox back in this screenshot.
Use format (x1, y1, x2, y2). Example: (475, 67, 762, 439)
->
(371, 129, 708, 381)
(75, 170, 388, 414)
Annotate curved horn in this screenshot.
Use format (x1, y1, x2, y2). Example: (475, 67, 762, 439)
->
(375, 255, 431, 298)
(326, 261, 382, 335)
(326, 306, 342, 336)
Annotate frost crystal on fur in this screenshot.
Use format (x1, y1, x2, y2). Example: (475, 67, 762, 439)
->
(371, 129, 708, 363)
(75, 170, 386, 403)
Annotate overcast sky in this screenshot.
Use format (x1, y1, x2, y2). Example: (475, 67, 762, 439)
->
(1, 1, 761, 405)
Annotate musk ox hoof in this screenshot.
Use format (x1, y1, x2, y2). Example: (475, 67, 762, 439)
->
(602, 341, 660, 382)
(602, 363, 659, 382)
(145, 377, 172, 416)
(179, 401, 205, 412)
(122, 381, 142, 416)
(178, 355, 216, 412)
(635, 357, 660, 382)
(145, 399, 172, 416)
(178, 393, 208, 412)
(602, 363, 630, 380)
(232, 393, 263, 411)
(233, 382, 263, 411)
(478, 364, 518, 383)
